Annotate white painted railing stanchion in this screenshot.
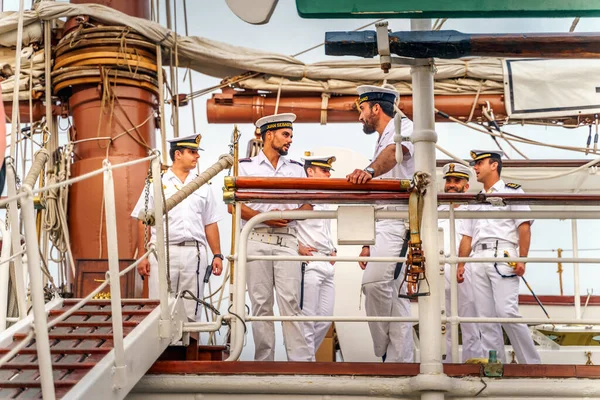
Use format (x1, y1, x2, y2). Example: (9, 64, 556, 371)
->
(151, 154, 171, 328)
(21, 190, 55, 400)
(102, 161, 127, 390)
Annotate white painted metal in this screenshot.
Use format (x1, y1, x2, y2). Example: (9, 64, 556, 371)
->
(448, 206, 459, 362)
(225, 0, 278, 25)
(151, 154, 170, 325)
(0, 220, 11, 331)
(103, 162, 127, 389)
(21, 191, 55, 400)
(63, 297, 187, 400)
(336, 205, 375, 245)
(572, 219, 581, 319)
(131, 374, 600, 398)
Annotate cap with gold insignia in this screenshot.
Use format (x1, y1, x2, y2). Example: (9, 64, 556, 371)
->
(255, 113, 296, 135)
(356, 85, 399, 105)
(469, 149, 504, 166)
(442, 162, 472, 180)
(167, 134, 204, 151)
(302, 155, 336, 171)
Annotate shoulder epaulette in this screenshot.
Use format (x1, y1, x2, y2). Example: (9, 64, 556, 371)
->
(239, 158, 252, 163)
(505, 182, 521, 189)
(290, 159, 303, 167)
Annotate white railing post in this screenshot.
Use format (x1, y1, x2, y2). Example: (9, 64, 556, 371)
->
(0, 220, 11, 332)
(21, 189, 55, 400)
(411, 19, 444, 393)
(150, 154, 171, 331)
(102, 161, 127, 389)
(448, 207, 459, 362)
(572, 219, 581, 319)
(5, 158, 27, 319)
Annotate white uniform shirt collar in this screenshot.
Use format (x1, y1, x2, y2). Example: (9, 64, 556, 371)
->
(164, 168, 197, 186)
(484, 179, 505, 193)
(257, 150, 288, 172)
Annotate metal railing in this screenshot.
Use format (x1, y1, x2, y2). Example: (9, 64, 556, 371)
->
(224, 204, 600, 363)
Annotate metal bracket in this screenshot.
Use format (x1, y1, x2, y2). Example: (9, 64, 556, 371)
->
(111, 365, 127, 390)
(158, 319, 171, 340)
(486, 196, 506, 207)
(375, 21, 391, 72)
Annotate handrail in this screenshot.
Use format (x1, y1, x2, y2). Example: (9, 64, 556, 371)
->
(226, 207, 600, 362)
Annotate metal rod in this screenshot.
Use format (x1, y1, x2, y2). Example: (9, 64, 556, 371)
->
(21, 191, 55, 400)
(557, 248, 564, 296)
(151, 155, 170, 324)
(410, 22, 443, 390)
(9, 0, 24, 162)
(229, 176, 411, 191)
(0, 220, 11, 331)
(232, 191, 600, 206)
(572, 219, 581, 319)
(448, 206, 459, 362)
(102, 162, 126, 389)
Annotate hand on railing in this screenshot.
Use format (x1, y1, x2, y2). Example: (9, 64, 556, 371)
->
(137, 258, 150, 279)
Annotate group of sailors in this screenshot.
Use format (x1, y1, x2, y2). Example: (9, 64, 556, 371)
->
(132, 85, 541, 364)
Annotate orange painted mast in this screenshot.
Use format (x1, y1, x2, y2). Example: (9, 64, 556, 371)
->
(61, 0, 156, 297)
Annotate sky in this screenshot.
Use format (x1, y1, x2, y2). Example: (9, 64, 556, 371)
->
(3, 0, 600, 359)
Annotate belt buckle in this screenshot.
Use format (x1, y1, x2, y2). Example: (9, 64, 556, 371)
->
(276, 236, 283, 246)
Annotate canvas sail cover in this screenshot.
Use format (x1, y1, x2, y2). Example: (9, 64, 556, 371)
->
(503, 58, 600, 119)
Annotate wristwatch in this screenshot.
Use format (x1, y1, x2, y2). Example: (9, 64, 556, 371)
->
(364, 167, 375, 177)
(213, 254, 224, 260)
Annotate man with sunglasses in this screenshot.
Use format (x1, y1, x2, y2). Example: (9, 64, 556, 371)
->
(457, 150, 541, 364)
(132, 134, 223, 322)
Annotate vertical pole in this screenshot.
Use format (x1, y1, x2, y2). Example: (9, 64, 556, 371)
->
(9, 0, 24, 162)
(6, 159, 26, 318)
(226, 201, 244, 361)
(151, 155, 170, 324)
(448, 206, 459, 362)
(102, 162, 126, 389)
(21, 191, 55, 400)
(410, 18, 444, 400)
(0, 222, 11, 331)
(571, 219, 581, 319)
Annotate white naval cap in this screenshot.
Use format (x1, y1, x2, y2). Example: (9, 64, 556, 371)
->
(167, 133, 204, 151)
(442, 162, 472, 180)
(356, 85, 399, 105)
(255, 113, 297, 135)
(301, 155, 337, 171)
(469, 149, 504, 166)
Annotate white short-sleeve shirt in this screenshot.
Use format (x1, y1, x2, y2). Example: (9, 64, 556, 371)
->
(131, 168, 222, 247)
(373, 118, 415, 180)
(297, 204, 335, 254)
(459, 179, 533, 247)
(238, 150, 307, 228)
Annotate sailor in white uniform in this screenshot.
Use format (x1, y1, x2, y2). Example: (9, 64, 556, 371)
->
(439, 162, 484, 362)
(458, 150, 541, 364)
(347, 85, 415, 362)
(296, 155, 338, 357)
(132, 134, 223, 322)
(234, 113, 313, 362)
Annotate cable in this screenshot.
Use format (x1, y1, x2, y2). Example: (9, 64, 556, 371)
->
(180, 289, 220, 315)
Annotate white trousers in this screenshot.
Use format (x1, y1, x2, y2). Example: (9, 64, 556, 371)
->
(301, 260, 335, 356)
(149, 244, 208, 322)
(444, 264, 484, 362)
(362, 220, 414, 362)
(470, 246, 541, 364)
(246, 237, 313, 362)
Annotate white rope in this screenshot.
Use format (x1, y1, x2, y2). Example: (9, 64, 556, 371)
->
(502, 154, 600, 181)
(274, 77, 284, 114)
